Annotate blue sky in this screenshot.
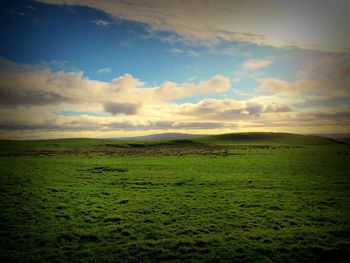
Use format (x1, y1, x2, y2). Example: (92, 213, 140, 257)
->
(0, 0, 302, 84)
(0, 0, 349, 138)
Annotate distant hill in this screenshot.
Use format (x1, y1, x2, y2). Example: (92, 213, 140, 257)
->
(311, 133, 350, 144)
(118, 133, 206, 141)
(117, 132, 339, 145)
(194, 132, 337, 145)
(333, 137, 350, 144)
(311, 133, 350, 139)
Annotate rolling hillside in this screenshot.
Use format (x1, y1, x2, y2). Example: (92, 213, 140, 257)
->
(0, 132, 349, 262)
(0, 132, 339, 153)
(194, 132, 336, 145)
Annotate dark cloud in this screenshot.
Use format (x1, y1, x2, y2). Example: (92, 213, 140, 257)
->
(0, 58, 91, 106)
(304, 111, 350, 121)
(246, 102, 264, 116)
(0, 88, 73, 106)
(107, 121, 228, 130)
(0, 122, 54, 131)
(0, 120, 101, 131)
(179, 99, 294, 120)
(294, 97, 350, 109)
(107, 121, 174, 131)
(264, 104, 294, 113)
(174, 122, 231, 129)
(0, 119, 228, 131)
(103, 102, 140, 115)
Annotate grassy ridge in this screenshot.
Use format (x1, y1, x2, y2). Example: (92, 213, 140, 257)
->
(0, 132, 337, 151)
(196, 132, 336, 145)
(0, 133, 349, 262)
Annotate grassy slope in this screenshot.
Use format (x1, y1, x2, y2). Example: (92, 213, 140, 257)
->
(195, 132, 336, 145)
(0, 133, 349, 262)
(0, 132, 337, 151)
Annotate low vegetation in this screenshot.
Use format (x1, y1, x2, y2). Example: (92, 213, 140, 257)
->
(0, 133, 349, 262)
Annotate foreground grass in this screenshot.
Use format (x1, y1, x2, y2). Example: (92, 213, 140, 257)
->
(0, 133, 349, 262)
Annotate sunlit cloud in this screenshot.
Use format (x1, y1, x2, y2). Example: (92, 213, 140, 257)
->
(1, 56, 349, 139)
(242, 58, 273, 70)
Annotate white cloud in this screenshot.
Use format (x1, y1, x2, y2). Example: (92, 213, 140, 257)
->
(26, 6, 37, 10)
(92, 19, 111, 27)
(153, 75, 230, 100)
(97, 67, 111, 73)
(165, 48, 199, 57)
(165, 48, 183, 54)
(188, 50, 199, 57)
(242, 58, 272, 70)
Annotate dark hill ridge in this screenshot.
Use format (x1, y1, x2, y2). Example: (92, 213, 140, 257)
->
(194, 132, 337, 145)
(117, 132, 338, 145)
(118, 133, 205, 141)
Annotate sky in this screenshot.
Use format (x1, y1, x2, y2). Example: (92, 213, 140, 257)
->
(0, 0, 349, 139)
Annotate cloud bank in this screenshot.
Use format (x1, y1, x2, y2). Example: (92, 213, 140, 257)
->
(0, 55, 349, 139)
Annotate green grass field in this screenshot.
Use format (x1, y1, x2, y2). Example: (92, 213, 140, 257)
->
(1, 133, 349, 262)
